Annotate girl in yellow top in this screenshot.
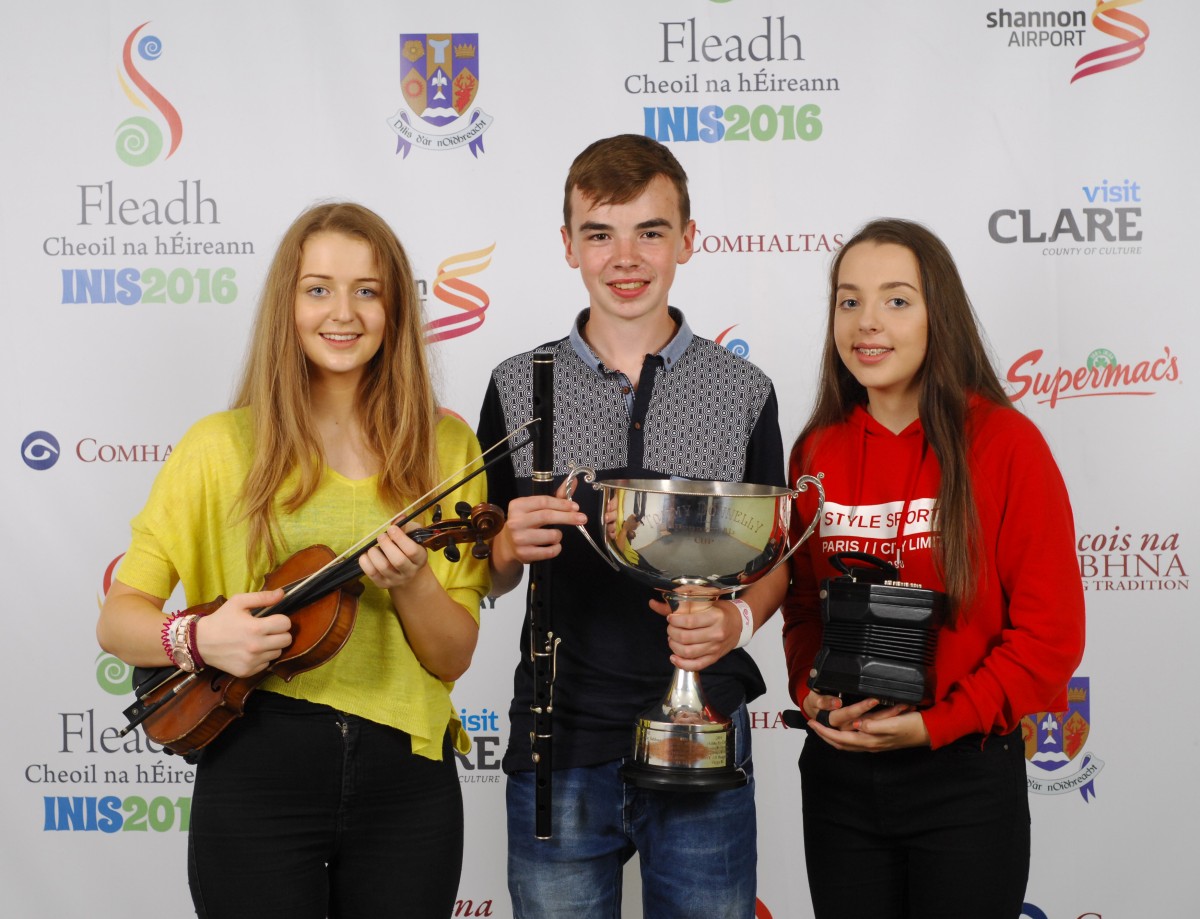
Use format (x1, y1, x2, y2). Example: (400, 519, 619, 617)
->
(97, 202, 490, 918)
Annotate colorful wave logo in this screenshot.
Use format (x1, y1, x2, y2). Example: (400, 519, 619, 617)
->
(1072, 0, 1149, 83)
(424, 244, 495, 344)
(715, 324, 750, 359)
(115, 21, 183, 166)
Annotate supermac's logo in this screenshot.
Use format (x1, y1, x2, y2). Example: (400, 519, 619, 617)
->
(423, 244, 495, 344)
(1024, 677, 1103, 800)
(1008, 346, 1179, 407)
(388, 34, 494, 159)
(115, 22, 183, 166)
(1073, 0, 1150, 82)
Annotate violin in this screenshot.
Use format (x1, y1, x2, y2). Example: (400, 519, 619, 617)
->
(120, 501, 504, 758)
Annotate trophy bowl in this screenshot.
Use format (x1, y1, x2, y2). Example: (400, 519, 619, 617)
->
(563, 466, 824, 791)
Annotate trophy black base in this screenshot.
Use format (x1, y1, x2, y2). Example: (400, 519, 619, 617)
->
(619, 760, 748, 792)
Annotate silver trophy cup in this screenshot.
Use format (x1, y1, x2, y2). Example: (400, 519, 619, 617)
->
(563, 467, 824, 791)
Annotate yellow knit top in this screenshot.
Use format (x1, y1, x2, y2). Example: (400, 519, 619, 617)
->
(116, 407, 490, 759)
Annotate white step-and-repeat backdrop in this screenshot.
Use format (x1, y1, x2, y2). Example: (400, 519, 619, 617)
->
(3, 2, 1192, 917)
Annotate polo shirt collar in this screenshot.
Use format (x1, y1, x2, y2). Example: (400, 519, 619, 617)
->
(568, 307, 693, 374)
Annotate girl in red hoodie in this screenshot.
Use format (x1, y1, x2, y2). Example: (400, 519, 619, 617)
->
(729, 219, 1084, 918)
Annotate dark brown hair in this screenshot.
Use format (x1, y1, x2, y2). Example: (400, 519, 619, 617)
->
(563, 134, 690, 229)
(795, 218, 1011, 621)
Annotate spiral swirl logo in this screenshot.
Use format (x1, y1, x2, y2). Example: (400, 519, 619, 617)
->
(715, 324, 751, 359)
(115, 21, 183, 166)
(96, 652, 134, 695)
(1072, 0, 1149, 83)
(424, 244, 495, 344)
(21, 431, 61, 471)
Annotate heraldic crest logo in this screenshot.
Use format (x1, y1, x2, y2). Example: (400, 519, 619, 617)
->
(1023, 676, 1104, 801)
(387, 33, 494, 158)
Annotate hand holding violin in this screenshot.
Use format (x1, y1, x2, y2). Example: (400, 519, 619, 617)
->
(359, 524, 430, 591)
(194, 589, 292, 678)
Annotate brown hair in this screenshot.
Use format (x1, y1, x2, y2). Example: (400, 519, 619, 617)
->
(563, 134, 690, 229)
(232, 202, 438, 568)
(795, 218, 1011, 621)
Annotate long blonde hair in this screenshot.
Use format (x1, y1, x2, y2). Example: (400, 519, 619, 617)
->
(232, 202, 438, 567)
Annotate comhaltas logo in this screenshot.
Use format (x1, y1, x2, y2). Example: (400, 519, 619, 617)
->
(1072, 0, 1149, 82)
(423, 244, 495, 344)
(115, 21, 183, 166)
(1023, 677, 1104, 800)
(1007, 346, 1179, 407)
(695, 231, 843, 254)
(21, 431, 61, 470)
(388, 34, 494, 158)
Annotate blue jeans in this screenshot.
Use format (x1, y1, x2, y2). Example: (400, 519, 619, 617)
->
(800, 728, 1030, 919)
(506, 704, 757, 919)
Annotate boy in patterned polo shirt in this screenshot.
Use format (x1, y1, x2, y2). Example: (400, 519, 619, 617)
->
(477, 133, 784, 919)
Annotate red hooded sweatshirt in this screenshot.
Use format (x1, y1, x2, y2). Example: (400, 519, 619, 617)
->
(783, 397, 1086, 749)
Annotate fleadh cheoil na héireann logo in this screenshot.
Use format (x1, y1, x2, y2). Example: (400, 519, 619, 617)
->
(114, 21, 183, 166)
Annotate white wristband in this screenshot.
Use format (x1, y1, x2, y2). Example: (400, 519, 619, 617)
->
(731, 598, 754, 649)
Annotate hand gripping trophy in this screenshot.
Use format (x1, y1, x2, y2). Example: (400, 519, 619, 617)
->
(563, 466, 824, 791)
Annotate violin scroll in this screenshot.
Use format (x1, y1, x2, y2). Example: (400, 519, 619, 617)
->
(409, 502, 506, 562)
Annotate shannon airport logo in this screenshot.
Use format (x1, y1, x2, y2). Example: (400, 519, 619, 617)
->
(1073, 0, 1149, 82)
(984, 1, 1149, 83)
(115, 22, 183, 166)
(1007, 346, 1179, 407)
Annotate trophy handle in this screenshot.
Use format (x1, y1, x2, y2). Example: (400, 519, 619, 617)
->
(562, 465, 621, 572)
(773, 472, 826, 568)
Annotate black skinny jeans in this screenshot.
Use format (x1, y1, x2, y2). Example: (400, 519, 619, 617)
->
(187, 692, 463, 919)
(800, 728, 1031, 919)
